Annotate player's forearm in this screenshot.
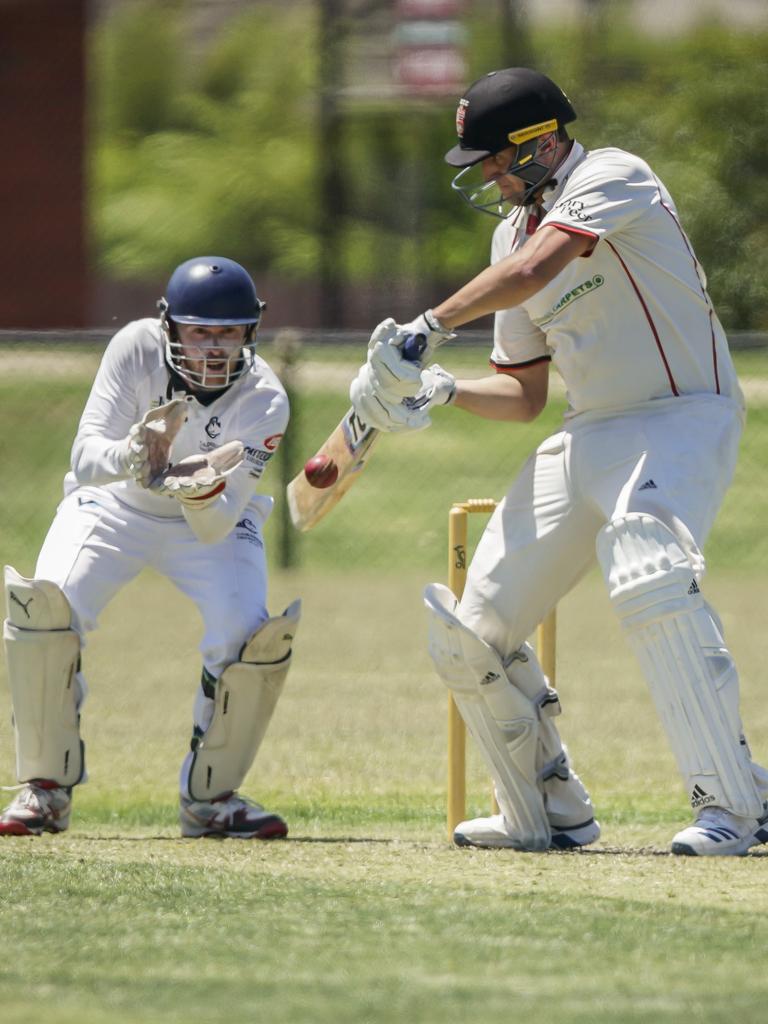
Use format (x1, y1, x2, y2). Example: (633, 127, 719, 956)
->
(71, 435, 131, 484)
(434, 258, 545, 329)
(180, 474, 258, 545)
(432, 226, 589, 329)
(453, 374, 546, 422)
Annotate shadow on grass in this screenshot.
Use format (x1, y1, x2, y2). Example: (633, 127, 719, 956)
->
(54, 834, 768, 856)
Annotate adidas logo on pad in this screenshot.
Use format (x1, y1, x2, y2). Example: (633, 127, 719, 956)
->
(688, 580, 700, 595)
(638, 479, 658, 490)
(691, 784, 716, 808)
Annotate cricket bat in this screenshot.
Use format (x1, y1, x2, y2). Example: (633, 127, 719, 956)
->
(286, 335, 426, 532)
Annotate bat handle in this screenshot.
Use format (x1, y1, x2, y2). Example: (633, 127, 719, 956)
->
(401, 333, 427, 362)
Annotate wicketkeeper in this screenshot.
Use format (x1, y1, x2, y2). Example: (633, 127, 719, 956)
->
(1, 256, 299, 839)
(350, 68, 768, 856)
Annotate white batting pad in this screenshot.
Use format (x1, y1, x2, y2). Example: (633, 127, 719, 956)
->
(5, 565, 72, 630)
(3, 567, 84, 786)
(597, 514, 764, 818)
(186, 601, 301, 802)
(424, 583, 550, 850)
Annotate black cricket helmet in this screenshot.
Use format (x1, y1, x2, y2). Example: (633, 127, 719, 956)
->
(446, 68, 576, 215)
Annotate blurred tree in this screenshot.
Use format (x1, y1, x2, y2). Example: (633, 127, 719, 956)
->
(91, 2, 768, 329)
(92, 1, 317, 280)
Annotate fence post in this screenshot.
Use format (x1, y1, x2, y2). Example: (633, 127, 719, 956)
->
(273, 328, 302, 569)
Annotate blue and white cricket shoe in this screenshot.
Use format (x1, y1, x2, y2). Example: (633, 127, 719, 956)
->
(453, 812, 600, 851)
(671, 805, 768, 856)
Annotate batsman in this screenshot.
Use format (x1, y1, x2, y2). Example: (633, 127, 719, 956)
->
(350, 68, 768, 855)
(1, 256, 299, 839)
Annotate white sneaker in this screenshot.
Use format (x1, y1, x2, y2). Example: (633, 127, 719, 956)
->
(0, 780, 72, 836)
(671, 805, 768, 856)
(180, 791, 287, 839)
(453, 812, 600, 851)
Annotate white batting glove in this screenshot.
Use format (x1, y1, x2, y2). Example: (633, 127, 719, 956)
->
(365, 318, 424, 401)
(405, 364, 457, 412)
(350, 383, 430, 434)
(121, 398, 189, 488)
(397, 309, 456, 358)
(154, 440, 245, 508)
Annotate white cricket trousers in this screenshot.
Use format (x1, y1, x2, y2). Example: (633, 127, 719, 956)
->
(459, 394, 743, 655)
(36, 484, 270, 666)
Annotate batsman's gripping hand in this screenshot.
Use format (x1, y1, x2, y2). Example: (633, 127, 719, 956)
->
(405, 364, 457, 412)
(122, 398, 189, 488)
(153, 440, 245, 509)
(349, 384, 431, 434)
(367, 318, 435, 400)
(396, 310, 455, 359)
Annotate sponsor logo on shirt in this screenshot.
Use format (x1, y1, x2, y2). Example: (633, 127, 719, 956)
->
(533, 274, 605, 326)
(552, 197, 592, 222)
(263, 433, 283, 451)
(243, 444, 275, 478)
(235, 517, 264, 548)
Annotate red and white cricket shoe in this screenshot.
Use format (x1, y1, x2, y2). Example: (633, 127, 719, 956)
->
(0, 780, 72, 835)
(180, 791, 287, 839)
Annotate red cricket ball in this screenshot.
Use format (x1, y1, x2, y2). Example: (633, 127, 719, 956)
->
(304, 454, 339, 489)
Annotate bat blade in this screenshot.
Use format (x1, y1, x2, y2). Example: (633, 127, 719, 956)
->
(286, 333, 427, 532)
(286, 407, 380, 531)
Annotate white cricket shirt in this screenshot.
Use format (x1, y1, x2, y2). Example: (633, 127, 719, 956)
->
(490, 142, 742, 418)
(66, 318, 289, 538)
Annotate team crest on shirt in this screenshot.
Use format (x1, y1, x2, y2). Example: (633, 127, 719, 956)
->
(205, 416, 222, 439)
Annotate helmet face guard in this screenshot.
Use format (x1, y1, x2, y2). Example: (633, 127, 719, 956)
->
(450, 120, 562, 217)
(160, 313, 259, 391)
(158, 257, 265, 391)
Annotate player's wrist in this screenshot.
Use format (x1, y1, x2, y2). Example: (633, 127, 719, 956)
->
(423, 309, 453, 335)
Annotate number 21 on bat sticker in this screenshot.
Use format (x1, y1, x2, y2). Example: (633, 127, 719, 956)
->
(342, 409, 373, 452)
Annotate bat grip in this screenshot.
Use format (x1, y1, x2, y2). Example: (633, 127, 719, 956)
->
(401, 333, 427, 362)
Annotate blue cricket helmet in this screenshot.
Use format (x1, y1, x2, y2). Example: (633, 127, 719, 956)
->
(158, 257, 266, 390)
(160, 256, 265, 326)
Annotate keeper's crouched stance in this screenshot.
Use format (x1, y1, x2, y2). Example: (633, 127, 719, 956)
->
(1, 256, 299, 839)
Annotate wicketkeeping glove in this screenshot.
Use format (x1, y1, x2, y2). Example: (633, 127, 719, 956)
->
(121, 398, 190, 488)
(153, 440, 245, 509)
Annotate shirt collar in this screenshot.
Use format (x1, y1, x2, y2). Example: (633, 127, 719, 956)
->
(539, 140, 586, 213)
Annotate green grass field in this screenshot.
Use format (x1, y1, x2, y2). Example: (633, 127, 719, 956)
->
(1, 569, 767, 1023)
(1, 342, 768, 1022)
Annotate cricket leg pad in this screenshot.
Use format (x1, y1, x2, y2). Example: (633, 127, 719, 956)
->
(3, 566, 85, 787)
(424, 583, 550, 851)
(597, 514, 764, 819)
(500, 640, 597, 835)
(186, 600, 301, 802)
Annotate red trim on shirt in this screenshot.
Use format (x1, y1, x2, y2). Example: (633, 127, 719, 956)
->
(708, 309, 721, 393)
(605, 238, 680, 396)
(490, 355, 551, 373)
(656, 188, 721, 395)
(544, 221, 598, 255)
